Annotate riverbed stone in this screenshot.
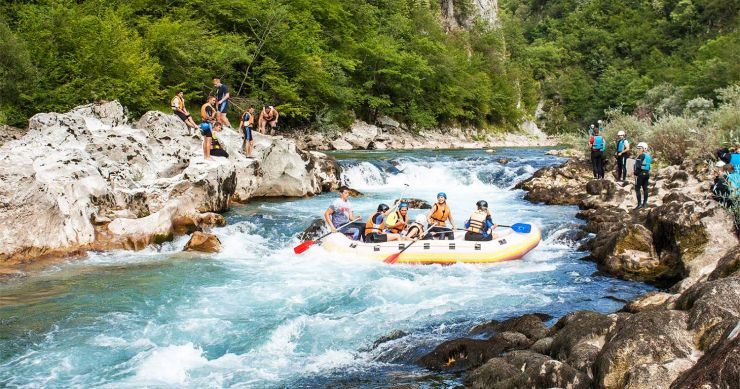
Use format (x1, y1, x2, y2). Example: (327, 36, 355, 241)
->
(469, 313, 551, 340)
(417, 332, 530, 372)
(183, 232, 222, 253)
(669, 321, 740, 389)
(675, 277, 740, 350)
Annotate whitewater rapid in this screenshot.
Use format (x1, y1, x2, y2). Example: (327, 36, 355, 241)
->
(0, 148, 653, 388)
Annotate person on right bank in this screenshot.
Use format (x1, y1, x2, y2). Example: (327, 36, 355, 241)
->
(634, 142, 652, 209)
(615, 130, 630, 182)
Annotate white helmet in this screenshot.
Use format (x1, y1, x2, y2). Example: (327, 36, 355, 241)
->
(598, 119, 603, 124)
(617, 130, 625, 136)
(415, 214, 427, 224)
(637, 142, 648, 150)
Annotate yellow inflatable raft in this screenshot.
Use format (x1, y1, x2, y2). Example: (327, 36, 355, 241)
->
(320, 224, 541, 264)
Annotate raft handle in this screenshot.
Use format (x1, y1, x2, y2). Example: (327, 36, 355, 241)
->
(374, 245, 380, 252)
(398, 244, 405, 250)
(449, 243, 455, 250)
(423, 243, 430, 249)
(475, 243, 481, 250)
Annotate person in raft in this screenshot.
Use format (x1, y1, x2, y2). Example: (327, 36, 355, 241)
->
(427, 192, 455, 240)
(385, 202, 409, 234)
(365, 204, 406, 243)
(464, 200, 498, 241)
(259, 105, 279, 135)
(213, 77, 231, 128)
(199, 121, 221, 160)
(239, 105, 255, 158)
(201, 96, 217, 124)
(171, 91, 198, 131)
(403, 214, 427, 240)
(324, 186, 361, 240)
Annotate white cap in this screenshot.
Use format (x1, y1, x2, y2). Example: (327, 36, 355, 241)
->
(617, 130, 625, 136)
(415, 214, 427, 224)
(598, 119, 603, 123)
(637, 142, 648, 150)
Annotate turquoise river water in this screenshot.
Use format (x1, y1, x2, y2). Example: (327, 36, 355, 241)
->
(0, 149, 654, 388)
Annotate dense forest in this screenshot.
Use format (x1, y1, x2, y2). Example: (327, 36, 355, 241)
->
(0, 0, 737, 132)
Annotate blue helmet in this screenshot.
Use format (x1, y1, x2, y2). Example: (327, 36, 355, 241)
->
(437, 192, 447, 199)
(200, 122, 212, 131)
(399, 202, 409, 209)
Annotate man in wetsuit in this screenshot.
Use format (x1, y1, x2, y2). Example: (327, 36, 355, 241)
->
(213, 77, 231, 128)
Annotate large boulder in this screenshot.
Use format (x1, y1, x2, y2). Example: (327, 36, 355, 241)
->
(669, 321, 740, 389)
(466, 351, 590, 389)
(183, 232, 222, 253)
(675, 277, 740, 350)
(549, 311, 618, 376)
(594, 310, 695, 389)
(514, 159, 591, 205)
(708, 244, 740, 280)
(417, 332, 531, 372)
(0, 101, 335, 265)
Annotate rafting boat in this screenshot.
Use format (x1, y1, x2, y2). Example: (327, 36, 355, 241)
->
(320, 223, 541, 264)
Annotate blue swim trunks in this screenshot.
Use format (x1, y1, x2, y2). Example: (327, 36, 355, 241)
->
(243, 126, 253, 141)
(200, 122, 212, 137)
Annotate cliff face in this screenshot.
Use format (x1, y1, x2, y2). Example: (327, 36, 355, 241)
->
(0, 101, 338, 268)
(440, 0, 499, 30)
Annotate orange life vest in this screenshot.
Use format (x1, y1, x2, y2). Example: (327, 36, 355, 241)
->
(171, 95, 185, 111)
(429, 202, 450, 227)
(467, 210, 488, 233)
(387, 211, 408, 234)
(364, 212, 386, 235)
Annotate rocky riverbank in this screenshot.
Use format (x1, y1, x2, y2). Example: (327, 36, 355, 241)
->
(0, 101, 339, 274)
(285, 117, 556, 151)
(414, 157, 739, 388)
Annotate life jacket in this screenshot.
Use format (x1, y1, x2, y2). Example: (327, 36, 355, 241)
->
(201, 103, 214, 119)
(387, 211, 408, 234)
(429, 202, 450, 227)
(171, 95, 184, 111)
(364, 212, 385, 235)
(592, 135, 604, 151)
(467, 210, 488, 234)
(405, 222, 424, 238)
(212, 134, 222, 149)
(616, 139, 627, 153)
(641, 152, 652, 171)
(243, 112, 254, 126)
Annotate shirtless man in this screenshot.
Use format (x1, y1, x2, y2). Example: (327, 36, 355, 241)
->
(258, 105, 279, 135)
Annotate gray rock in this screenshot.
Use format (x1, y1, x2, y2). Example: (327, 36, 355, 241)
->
(505, 350, 591, 389)
(529, 336, 553, 355)
(469, 313, 551, 340)
(376, 115, 400, 128)
(708, 244, 740, 280)
(465, 357, 528, 389)
(675, 277, 740, 351)
(595, 310, 695, 389)
(417, 332, 530, 372)
(330, 138, 353, 150)
(670, 321, 740, 389)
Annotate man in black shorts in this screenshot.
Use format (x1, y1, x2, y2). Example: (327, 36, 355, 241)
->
(212, 77, 231, 128)
(170, 91, 198, 131)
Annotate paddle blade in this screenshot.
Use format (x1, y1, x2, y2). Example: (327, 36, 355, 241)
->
(383, 252, 401, 264)
(293, 240, 315, 254)
(511, 223, 532, 233)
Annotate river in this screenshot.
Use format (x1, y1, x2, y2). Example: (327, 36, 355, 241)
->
(0, 148, 653, 388)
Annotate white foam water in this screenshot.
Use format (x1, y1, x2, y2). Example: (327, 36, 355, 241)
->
(0, 148, 655, 388)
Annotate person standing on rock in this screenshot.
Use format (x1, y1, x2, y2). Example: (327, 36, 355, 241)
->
(615, 130, 630, 182)
(427, 192, 455, 240)
(324, 186, 362, 240)
(634, 142, 652, 209)
(589, 128, 606, 179)
(213, 77, 231, 128)
(258, 105, 279, 135)
(171, 91, 198, 132)
(199, 121, 219, 160)
(239, 106, 255, 158)
(200, 96, 217, 124)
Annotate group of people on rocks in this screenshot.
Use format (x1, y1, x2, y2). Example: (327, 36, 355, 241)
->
(712, 145, 740, 207)
(324, 187, 501, 243)
(170, 77, 280, 160)
(588, 120, 653, 209)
